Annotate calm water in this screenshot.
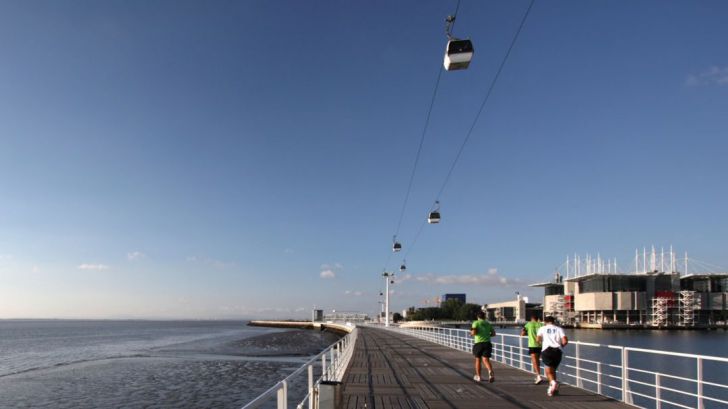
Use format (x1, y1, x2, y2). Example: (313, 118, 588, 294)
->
(0, 320, 338, 408)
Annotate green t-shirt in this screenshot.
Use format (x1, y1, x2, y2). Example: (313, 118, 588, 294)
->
(523, 321, 543, 348)
(471, 319, 493, 344)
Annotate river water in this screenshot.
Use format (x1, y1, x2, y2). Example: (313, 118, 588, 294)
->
(0, 320, 340, 408)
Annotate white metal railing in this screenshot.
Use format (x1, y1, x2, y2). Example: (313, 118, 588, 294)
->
(385, 325, 728, 409)
(242, 327, 358, 409)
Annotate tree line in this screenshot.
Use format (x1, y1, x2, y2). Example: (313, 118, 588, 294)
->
(402, 299, 482, 321)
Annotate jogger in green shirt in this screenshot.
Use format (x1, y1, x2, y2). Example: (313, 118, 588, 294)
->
(521, 315, 544, 384)
(471, 310, 496, 382)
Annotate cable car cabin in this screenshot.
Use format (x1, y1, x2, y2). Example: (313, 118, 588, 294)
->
(400, 264, 406, 272)
(443, 39, 474, 71)
(428, 211, 441, 224)
(392, 242, 402, 252)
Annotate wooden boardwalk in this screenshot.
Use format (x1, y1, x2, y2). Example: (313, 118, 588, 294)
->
(340, 327, 632, 409)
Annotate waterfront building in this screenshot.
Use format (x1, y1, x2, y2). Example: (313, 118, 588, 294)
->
(440, 293, 466, 306)
(530, 250, 728, 327)
(323, 311, 369, 323)
(482, 293, 542, 322)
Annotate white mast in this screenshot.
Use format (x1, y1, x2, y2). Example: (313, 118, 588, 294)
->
(685, 252, 688, 276)
(635, 249, 639, 274)
(660, 247, 664, 273)
(643, 247, 647, 273)
(566, 255, 570, 279)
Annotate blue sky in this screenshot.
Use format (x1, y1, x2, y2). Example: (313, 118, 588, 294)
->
(1, 0, 727, 319)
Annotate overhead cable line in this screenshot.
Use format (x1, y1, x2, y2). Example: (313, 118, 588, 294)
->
(402, 0, 535, 260)
(434, 0, 534, 203)
(383, 0, 462, 273)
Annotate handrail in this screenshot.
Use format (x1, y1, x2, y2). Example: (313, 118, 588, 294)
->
(242, 326, 358, 409)
(382, 324, 728, 409)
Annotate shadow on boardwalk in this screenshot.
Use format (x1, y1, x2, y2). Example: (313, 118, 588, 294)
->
(341, 327, 632, 409)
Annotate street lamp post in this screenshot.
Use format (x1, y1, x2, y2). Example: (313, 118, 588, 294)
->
(382, 271, 394, 327)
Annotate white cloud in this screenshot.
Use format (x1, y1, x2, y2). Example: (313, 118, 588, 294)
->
(686, 66, 728, 87)
(396, 268, 522, 287)
(78, 264, 110, 271)
(0, 254, 13, 261)
(320, 262, 343, 279)
(344, 290, 364, 296)
(185, 256, 235, 269)
(127, 251, 146, 261)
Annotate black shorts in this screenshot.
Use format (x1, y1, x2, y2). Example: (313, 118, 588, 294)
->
(541, 347, 563, 369)
(529, 347, 541, 356)
(472, 342, 493, 358)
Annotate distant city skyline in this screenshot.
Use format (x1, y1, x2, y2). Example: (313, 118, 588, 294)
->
(1, 0, 727, 319)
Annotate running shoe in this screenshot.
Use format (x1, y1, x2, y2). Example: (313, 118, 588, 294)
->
(547, 380, 557, 396)
(473, 375, 481, 382)
(534, 375, 543, 385)
(553, 381, 559, 395)
(488, 372, 495, 383)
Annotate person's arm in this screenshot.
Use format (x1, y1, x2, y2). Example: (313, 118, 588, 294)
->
(520, 326, 527, 337)
(490, 327, 496, 337)
(470, 323, 477, 337)
(561, 335, 569, 347)
(537, 334, 543, 344)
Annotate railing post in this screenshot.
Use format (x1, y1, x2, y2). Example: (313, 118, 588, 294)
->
(697, 357, 704, 409)
(321, 354, 327, 381)
(277, 380, 287, 409)
(621, 347, 632, 404)
(576, 343, 582, 388)
(655, 372, 661, 409)
(330, 347, 335, 377)
(597, 362, 602, 396)
(519, 336, 525, 370)
(307, 364, 314, 409)
(500, 334, 504, 363)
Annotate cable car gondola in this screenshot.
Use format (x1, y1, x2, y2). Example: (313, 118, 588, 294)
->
(400, 260, 407, 272)
(392, 236, 402, 252)
(443, 15, 474, 71)
(428, 201, 441, 224)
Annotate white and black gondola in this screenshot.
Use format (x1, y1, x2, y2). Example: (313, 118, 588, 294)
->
(428, 201, 441, 224)
(443, 15, 473, 71)
(392, 236, 402, 252)
(400, 261, 407, 272)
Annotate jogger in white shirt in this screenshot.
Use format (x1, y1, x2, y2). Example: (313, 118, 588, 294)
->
(536, 316, 568, 396)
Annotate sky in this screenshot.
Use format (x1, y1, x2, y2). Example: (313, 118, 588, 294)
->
(1, 0, 727, 319)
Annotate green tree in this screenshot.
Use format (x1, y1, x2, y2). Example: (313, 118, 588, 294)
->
(410, 307, 444, 321)
(455, 303, 482, 321)
(441, 298, 464, 319)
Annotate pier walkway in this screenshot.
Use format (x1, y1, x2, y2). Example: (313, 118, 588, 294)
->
(340, 327, 631, 409)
